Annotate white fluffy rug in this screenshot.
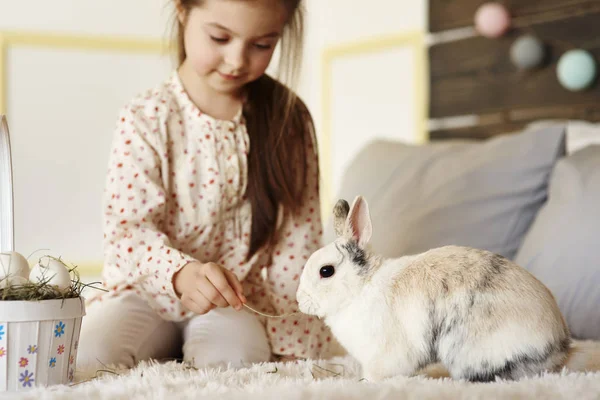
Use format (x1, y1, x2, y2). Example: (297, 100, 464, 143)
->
(3, 354, 600, 400)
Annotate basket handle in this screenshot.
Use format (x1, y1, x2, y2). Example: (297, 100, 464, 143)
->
(0, 115, 14, 252)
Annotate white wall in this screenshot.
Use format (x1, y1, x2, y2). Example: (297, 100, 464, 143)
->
(300, 0, 426, 116)
(0, 0, 176, 270)
(0, 0, 426, 273)
(0, 0, 171, 37)
(301, 0, 427, 205)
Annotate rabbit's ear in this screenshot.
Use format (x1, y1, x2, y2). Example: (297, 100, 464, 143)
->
(344, 196, 372, 247)
(333, 199, 350, 237)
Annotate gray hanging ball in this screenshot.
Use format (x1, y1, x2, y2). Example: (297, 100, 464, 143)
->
(510, 35, 545, 70)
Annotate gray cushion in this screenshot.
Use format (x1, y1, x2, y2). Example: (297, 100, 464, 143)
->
(515, 145, 600, 340)
(324, 125, 566, 261)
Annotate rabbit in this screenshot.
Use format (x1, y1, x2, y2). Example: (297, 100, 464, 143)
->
(296, 195, 577, 382)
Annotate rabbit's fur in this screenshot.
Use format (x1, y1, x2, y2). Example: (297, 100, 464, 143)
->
(297, 196, 573, 382)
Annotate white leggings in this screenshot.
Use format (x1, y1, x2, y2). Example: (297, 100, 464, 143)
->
(77, 292, 271, 369)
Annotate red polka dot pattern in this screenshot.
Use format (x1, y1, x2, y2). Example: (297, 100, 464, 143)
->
(88, 72, 333, 359)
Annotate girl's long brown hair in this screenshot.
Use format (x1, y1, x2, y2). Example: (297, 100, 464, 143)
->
(173, 0, 317, 258)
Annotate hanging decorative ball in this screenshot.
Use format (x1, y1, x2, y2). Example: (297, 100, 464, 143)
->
(557, 49, 597, 91)
(510, 35, 545, 70)
(474, 2, 511, 38)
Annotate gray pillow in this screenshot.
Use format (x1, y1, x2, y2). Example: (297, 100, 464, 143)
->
(324, 125, 566, 261)
(515, 145, 600, 340)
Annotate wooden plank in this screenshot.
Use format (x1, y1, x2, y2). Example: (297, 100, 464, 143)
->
(429, 0, 600, 33)
(429, 105, 600, 140)
(429, 11, 600, 119)
(430, 123, 529, 141)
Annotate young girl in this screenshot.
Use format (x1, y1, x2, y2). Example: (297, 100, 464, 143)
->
(78, 0, 336, 369)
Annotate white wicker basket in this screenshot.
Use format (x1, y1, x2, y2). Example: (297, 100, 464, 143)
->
(0, 112, 87, 392)
(0, 297, 86, 391)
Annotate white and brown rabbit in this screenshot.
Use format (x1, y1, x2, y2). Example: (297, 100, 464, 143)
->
(297, 196, 597, 382)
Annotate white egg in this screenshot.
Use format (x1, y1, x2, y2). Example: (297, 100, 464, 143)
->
(29, 259, 72, 290)
(0, 275, 29, 289)
(0, 251, 30, 280)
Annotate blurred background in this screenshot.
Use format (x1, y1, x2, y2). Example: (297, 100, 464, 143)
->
(4, 0, 600, 348)
(0, 0, 427, 282)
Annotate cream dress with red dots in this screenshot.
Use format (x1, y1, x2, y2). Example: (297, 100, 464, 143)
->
(87, 71, 334, 359)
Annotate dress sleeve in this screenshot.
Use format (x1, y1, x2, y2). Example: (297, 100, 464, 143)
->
(263, 128, 335, 359)
(102, 104, 195, 321)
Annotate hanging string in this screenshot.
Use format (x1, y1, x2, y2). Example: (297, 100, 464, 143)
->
(243, 303, 300, 318)
(431, 4, 600, 46)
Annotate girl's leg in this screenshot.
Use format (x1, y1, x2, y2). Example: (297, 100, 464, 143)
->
(77, 292, 181, 369)
(181, 307, 271, 368)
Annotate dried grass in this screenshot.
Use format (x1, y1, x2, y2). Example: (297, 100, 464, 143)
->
(0, 254, 104, 301)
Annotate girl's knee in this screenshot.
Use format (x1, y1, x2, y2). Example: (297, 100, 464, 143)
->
(76, 294, 179, 369)
(77, 328, 136, 369)
(182, 308, 272, 368)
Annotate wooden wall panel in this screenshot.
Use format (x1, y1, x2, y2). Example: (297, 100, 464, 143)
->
(429, 11, 600, 121)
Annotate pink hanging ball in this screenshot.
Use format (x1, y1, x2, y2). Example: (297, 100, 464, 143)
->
(474, 2, 511, 38)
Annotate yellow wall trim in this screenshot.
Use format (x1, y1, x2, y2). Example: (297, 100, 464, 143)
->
(0, 31, 170, 52)
(35, 261, 104, 278)
(72, 262, 104, 278)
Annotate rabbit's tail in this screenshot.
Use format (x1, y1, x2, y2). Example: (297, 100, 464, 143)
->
(565, 340, 600, 372)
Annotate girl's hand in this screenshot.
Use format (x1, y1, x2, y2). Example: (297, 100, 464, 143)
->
(173, 261, 247, 315)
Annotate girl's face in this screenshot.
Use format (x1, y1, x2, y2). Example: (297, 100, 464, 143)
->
(179, 0, 288, 95)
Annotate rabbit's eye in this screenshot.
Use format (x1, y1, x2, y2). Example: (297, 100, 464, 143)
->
(319, 265, 335, 278)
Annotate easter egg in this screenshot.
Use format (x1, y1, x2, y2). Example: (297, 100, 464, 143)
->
(0, 275, 29, 289)
(29, 259, 72, 290)
(0, 251, 30, 281)
(474, 2, 511, 38)
(557, 49, 597, 91)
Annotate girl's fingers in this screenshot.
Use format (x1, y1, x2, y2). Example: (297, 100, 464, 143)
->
(205, 264, 243, 310)
(195, 276, 229, 308)
(223, 269, 247, 304)
(182, 291, 215, 315)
